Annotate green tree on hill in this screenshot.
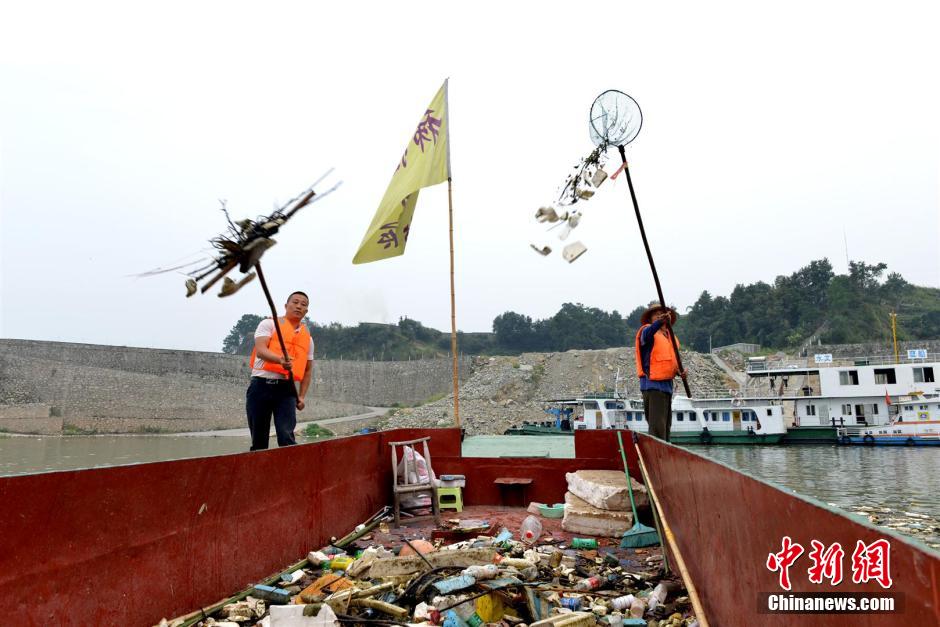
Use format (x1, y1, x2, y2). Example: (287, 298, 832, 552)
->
(221, 259, 940, 357)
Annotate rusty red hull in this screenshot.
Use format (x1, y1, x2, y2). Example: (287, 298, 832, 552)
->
(0, 429, 936, 626)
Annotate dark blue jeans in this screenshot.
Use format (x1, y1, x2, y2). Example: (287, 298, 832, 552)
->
(246, 377, 297, 450)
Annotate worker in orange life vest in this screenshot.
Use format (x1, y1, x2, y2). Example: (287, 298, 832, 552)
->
(634, 304, 686, 441)
(246, 291, 314, 450)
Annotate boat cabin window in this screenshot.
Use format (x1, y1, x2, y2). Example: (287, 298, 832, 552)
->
(584, 401, 599, 410)
(873, 368, 897, 384)
(722, 411, 730, 422)
(605, 401, 625, 410)
(842, 404, 853, 415)
(766, 409, 772, 416)
(688, 412, 697, 421)
(872, 404, 879, 415)
(914, 367, 935, 383)
(839, 370, 859, 385)
(806, 405, 816, 416)
(676, 411, 683, 421)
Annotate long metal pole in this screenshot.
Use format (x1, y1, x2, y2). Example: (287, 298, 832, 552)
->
(618, 145, 692, 398)
(447, 178, 461, 428)
(254, 262, 299, 398)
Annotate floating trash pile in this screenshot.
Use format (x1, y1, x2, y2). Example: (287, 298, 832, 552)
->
(159, 507, 698, 627)
(851, 506, 940, 550)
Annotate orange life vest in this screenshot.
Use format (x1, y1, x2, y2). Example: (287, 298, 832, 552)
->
(250, 317, 312, 381)
(634, 324, 680, 381)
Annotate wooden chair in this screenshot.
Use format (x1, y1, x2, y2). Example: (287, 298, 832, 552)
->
(389, 436, 440, 527)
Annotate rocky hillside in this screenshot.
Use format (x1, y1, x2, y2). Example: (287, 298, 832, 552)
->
(385, 347, 735, 435)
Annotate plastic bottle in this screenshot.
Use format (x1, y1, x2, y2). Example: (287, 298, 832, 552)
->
(608, 611, 623, 627)
(520, 515, 542, 544)
(453, 600, 484, 627)
(462, 564, 498, 580)
(570, 538, 598, 549)
(573, 576, 602, 591)
(560, 597, 582, 610)
(607, 594, 634, 611)
(646, 582, 669, 612)
(628, 599, 646, 618)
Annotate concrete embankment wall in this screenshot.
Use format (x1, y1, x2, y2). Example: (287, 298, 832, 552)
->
(0, 339, 471, 434)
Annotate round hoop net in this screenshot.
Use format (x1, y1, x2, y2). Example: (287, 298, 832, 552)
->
(589, 90, 642, 147)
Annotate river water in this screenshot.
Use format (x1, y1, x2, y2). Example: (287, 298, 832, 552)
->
(1, 434, 937, 550)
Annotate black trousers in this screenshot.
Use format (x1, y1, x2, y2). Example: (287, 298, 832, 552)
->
(245, 377, 297, 450)
(642, 389, 672, 442)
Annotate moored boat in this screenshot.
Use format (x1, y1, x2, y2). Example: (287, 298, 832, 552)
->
(513, 392, 788, 444)
(781, 425, 840, 444)
(838, 396, 940, 446)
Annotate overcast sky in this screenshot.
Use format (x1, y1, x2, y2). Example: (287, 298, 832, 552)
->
(1, 1, 937, 353)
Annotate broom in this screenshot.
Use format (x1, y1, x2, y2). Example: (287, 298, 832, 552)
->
(617, 431, 660, 548)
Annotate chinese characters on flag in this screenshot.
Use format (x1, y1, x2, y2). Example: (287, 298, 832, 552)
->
(353, 81, 450, 264)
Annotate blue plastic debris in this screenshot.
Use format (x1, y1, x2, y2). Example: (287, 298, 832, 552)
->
(493, 528, 513, 543)
(433, 573, 477, 593)
(443, 609, 467, 627)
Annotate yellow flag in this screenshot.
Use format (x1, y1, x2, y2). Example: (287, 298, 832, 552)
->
(353, 80, 451, 264)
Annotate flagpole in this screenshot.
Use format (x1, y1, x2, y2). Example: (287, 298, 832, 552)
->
(447, 177, 461, 428)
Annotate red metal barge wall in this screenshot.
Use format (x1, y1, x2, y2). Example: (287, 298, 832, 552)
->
(636, 434, 940, 626)
(0, 428, 936, 626)
(0, 429, 627, 626)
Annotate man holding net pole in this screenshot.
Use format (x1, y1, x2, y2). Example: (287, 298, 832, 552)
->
(573, 91, 692, 439)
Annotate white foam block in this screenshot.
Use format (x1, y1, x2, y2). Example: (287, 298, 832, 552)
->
(565, 470, 648, 511)
(562, 492, 633, 537)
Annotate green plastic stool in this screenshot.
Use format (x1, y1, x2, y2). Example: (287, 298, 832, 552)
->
(437, 486, 463, 512)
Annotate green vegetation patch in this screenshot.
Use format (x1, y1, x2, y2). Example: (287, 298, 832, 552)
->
(304, 423, 333, 438)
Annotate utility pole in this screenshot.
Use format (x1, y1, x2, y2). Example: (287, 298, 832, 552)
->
(890, 312, 899, 364)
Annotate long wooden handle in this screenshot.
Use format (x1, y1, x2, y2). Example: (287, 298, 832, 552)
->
(254, 262, 298, 398)
(618, 145, 691, 398)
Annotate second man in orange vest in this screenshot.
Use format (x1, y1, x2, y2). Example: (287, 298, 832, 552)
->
(246, 291, 314, 450)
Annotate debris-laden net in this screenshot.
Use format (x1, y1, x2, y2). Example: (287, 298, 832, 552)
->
(589, 90, 643, 148)
(530, 90, 643, 264)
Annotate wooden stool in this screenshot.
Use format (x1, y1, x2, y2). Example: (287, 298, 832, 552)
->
(437, 487, 463, 512)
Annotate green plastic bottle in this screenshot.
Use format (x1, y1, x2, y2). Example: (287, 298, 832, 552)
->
(571, 537, 598, 549)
